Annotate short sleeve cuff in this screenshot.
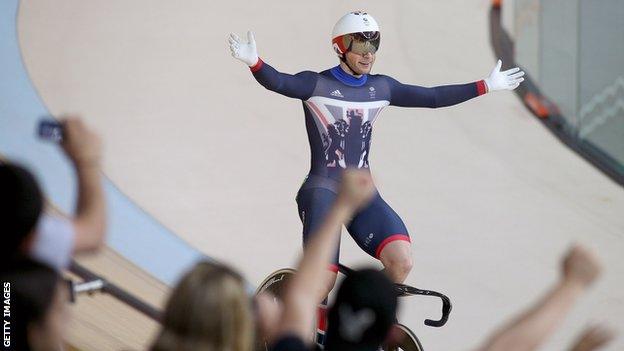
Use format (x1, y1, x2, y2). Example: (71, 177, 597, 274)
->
(31, 214, 76, 270)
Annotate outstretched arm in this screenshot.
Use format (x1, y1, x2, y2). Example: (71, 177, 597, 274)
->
(476, 245, 602, 351)
(250, 60, 318, 100)
(387, 76, 487, 108)
(229, 31, 317, 100)
(387, 59, 524, 108)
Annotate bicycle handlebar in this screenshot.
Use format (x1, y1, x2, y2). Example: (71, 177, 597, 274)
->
(337, 263, 452, 327)
(394, 282, 452, 327)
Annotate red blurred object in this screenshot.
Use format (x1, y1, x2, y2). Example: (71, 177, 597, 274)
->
(524, 92, 551, 119)
(316, 304, 327, 332)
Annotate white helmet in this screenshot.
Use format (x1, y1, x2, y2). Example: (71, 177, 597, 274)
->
(332, 11, 380, 56)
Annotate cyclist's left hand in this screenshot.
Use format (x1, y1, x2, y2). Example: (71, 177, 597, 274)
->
(484, 59, 525, 92)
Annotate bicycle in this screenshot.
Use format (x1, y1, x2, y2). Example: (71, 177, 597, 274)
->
(256, 263, 452, 350)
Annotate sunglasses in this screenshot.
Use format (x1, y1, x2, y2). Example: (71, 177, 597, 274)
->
(336, 31, 381, 55)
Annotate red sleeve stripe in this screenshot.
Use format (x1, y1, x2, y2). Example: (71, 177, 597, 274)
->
(249, 58, 264, 73)
(477, 80, 488, 95)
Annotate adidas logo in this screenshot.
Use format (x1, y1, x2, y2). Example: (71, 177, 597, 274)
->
(330, 89, 344, 98)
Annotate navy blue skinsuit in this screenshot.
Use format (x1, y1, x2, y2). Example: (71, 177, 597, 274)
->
(250, 59, 488, 270)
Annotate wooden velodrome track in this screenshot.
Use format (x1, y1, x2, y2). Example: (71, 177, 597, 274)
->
(2, 0, 623, 350)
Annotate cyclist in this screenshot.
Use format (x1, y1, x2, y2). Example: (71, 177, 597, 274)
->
(229, 9, 524, 319)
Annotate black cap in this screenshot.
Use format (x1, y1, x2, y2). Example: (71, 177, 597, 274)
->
(325, 268, 398, 351)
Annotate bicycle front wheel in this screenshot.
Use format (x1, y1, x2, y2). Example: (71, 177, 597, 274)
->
(382, 323, 424, 351)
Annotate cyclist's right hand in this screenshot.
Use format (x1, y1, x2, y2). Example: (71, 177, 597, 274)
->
(228, 31, 259, 67)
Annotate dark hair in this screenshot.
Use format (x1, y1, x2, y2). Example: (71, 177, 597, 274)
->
(0, 163, 43, 257)
(1, 257, 61, 351)
(326, 268, 398, 351)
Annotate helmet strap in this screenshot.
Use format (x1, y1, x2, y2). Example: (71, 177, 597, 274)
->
(341, 56, 359, 77)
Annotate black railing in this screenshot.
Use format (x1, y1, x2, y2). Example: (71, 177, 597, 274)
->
(69, 260, 162, 322)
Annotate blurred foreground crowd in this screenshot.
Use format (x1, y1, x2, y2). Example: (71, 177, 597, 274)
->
(1, 118, 615, 350)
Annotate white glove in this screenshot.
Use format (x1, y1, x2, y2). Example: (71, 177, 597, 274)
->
(484, 59, 525, 92)
(228, 31, 259, 67)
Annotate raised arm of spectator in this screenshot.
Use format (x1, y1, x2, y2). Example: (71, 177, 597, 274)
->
(568, 324, 615, 351)
(477, 245, 602, 351)
(60, 117, 106, 253)
(276, 169, 375, 341)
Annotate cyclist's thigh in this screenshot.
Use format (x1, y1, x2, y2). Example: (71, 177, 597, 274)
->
(347, 193, 410, 259)
(296, 187, 341, 269)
